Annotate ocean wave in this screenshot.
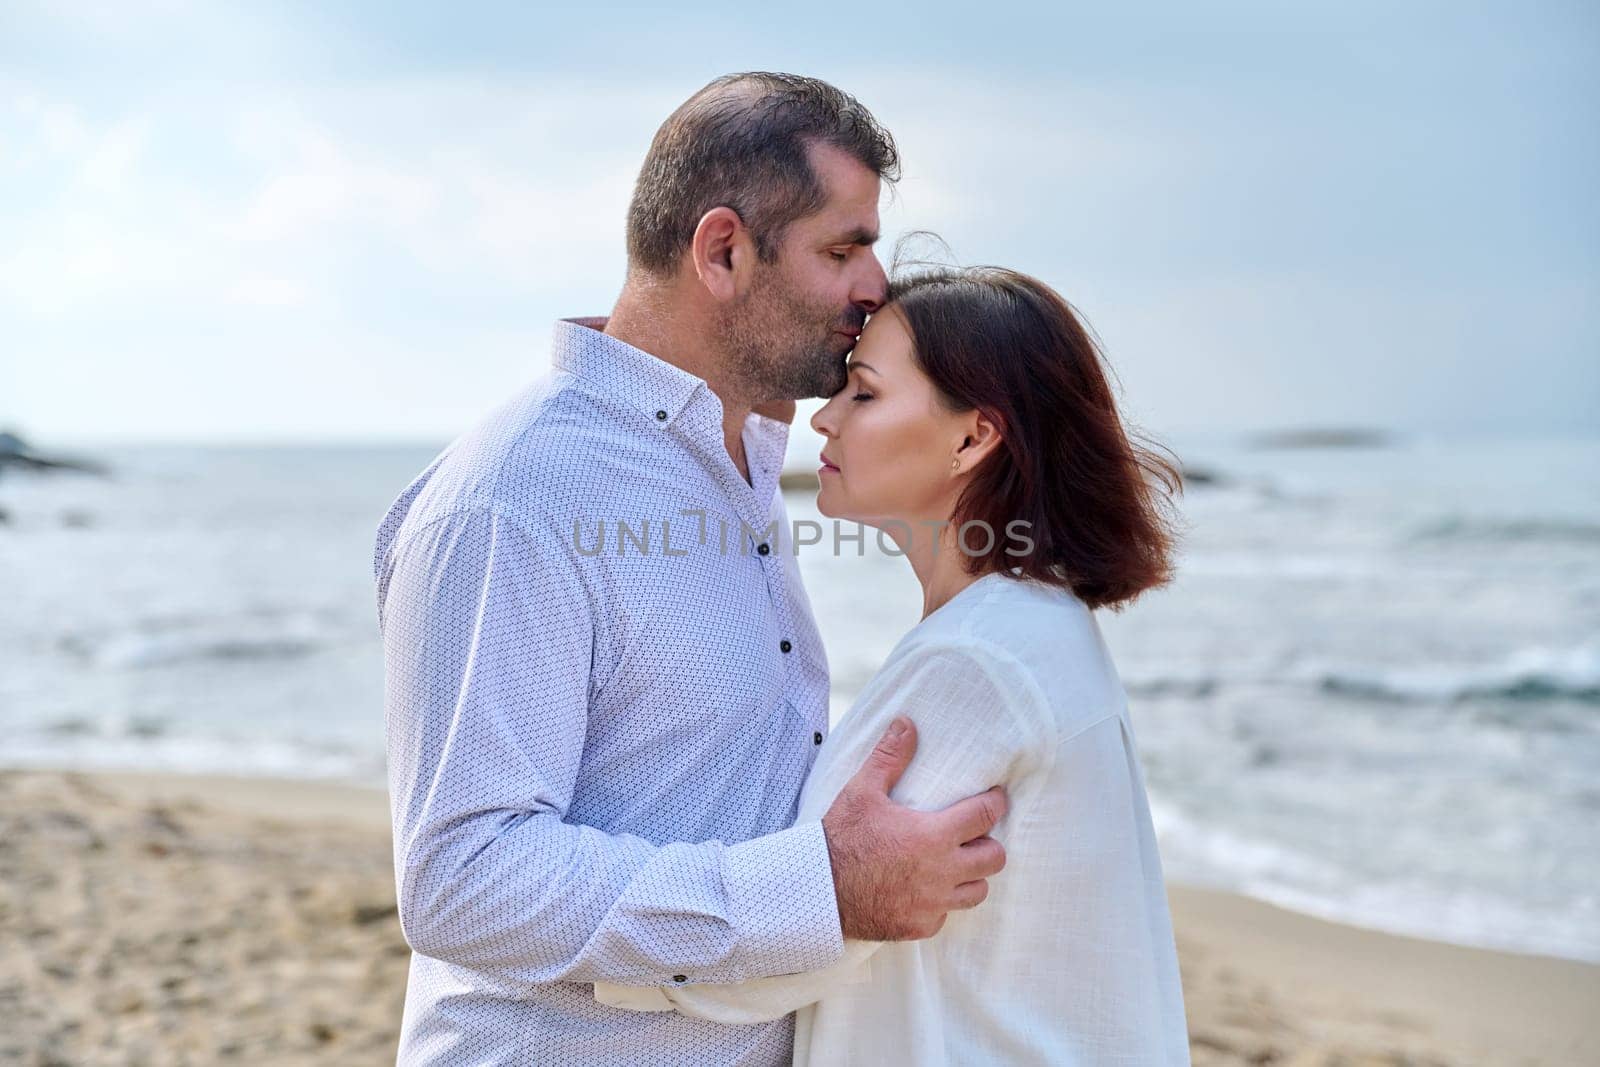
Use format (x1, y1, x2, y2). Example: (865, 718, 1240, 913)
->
(1177, 552, 1382, 581)
(60, 611, 338, 669)
(2, 727, 384, 784)
(1121, 667, 1221, 700)
(1238, 867, 1600, 965)
(1150, 800, 1347, 886)
(1150, 799, 1600, 964)
(1410, 516, 1600, 545)
(43, 714, 169, 738)
(1307, 644, 1600, 705)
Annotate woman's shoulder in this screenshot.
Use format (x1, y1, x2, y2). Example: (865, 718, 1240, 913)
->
(917, 573, 1128, 741)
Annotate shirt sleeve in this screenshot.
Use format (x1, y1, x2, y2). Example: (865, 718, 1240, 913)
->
(378, 505, 843, 991)
(593, 637, 1052, 1022)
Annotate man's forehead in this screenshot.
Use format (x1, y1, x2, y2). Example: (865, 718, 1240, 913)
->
(805, 200, 881, 247)
(791, 194, 880, 246)
(794, 215, 879, 253)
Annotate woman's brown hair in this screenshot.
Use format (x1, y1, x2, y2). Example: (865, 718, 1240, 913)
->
(889, 265, 1183, 611)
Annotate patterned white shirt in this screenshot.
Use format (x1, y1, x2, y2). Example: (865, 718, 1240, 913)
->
(374, 317, 842, 1065)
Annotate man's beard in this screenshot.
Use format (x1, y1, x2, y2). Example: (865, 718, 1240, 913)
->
(719, 269, 863, 402)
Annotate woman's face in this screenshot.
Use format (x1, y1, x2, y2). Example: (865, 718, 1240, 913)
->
(811, 308, 977, 529)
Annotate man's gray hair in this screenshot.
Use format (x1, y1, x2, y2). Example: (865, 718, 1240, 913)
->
(625, 72, 899, 275)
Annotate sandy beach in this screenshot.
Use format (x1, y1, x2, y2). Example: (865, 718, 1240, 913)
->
(2, 768, 1595, 1067)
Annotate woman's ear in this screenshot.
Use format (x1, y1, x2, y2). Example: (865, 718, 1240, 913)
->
(689, 206, 753, 302)
(954, 409, 1004, 472)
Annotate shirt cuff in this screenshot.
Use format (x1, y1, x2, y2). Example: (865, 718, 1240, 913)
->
(593, 821, 842, 1014)
(722, 819, 844, 978)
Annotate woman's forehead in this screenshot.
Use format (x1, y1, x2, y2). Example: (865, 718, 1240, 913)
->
(849, 312, 916, 374)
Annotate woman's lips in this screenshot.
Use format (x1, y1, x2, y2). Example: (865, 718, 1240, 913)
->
(819, 453, 841, 474)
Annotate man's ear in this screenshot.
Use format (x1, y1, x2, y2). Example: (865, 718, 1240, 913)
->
(690, 206, 752, 302)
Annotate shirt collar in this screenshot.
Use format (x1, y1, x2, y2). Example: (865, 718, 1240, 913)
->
(550, 316, 794, 513)
(551, 317, 707, 428)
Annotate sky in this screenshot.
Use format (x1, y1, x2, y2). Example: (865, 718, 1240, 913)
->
(2, 1, 1597, 449)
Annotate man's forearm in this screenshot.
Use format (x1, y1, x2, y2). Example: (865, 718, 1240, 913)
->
(395, 809, 843, 989)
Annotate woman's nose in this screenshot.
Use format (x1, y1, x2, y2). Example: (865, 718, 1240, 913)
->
(810, 401, 835, 437)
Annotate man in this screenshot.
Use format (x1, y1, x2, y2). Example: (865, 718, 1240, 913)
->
(375, 72, 1007, 1065)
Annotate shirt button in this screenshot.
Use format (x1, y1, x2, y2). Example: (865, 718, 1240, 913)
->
(779, 640, 792, 653)
(672, 975, 688, 984)
(757, 542, 770, 556)
(654, 409, 668, 422)
(813, 731, 823, 745)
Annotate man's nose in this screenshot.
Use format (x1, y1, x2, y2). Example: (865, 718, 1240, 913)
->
(852, 257, 887, 313)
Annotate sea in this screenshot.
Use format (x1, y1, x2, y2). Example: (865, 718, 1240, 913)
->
(1, 430, 1596, 964)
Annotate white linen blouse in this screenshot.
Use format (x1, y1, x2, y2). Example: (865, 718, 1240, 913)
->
(595, 570, 1191, 1065)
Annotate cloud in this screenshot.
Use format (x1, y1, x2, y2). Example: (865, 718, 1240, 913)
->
(78, 114, 149, 192)
(226, 108, 439, 243)
(225, 276, 312, 307)
(0, 80, 655, 321)
(10, 91, 91, 158)
(2, 41, 1595, 441)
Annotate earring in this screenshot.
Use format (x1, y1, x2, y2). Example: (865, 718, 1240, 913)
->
(951, 458, 960, 471)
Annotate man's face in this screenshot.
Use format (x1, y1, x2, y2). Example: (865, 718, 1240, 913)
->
(720, 142, 888, 402)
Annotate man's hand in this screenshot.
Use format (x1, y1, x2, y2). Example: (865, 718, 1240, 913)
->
(821, 716, 1008, 941)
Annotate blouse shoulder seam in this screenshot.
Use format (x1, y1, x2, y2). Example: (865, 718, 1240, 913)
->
(892, 633, 1060, 749)
(1055, 708, 1124, 751)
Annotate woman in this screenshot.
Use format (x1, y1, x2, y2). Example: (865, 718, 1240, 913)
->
(600, 266, 1189, 1064)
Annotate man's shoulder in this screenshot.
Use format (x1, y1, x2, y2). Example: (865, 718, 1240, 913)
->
(375, 374, 628, 558)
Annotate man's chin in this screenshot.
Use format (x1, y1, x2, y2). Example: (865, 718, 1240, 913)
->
(750, 398, 797, 423)
(814, 354, 851, 397)
(809, 375, 848, 400)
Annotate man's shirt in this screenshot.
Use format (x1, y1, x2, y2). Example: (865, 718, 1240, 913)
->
(375, 317, 842, 1065)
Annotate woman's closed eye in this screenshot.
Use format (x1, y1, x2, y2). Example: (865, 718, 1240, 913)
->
(850, 391, 874, 403)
